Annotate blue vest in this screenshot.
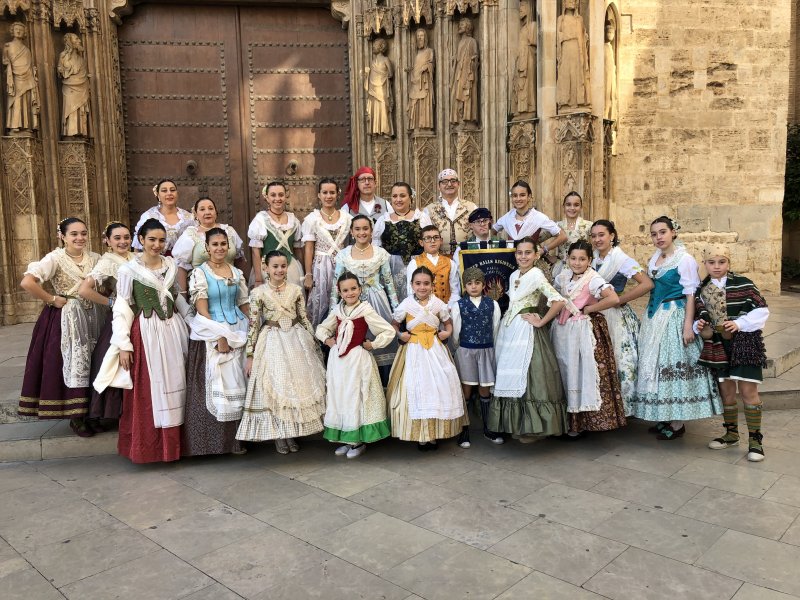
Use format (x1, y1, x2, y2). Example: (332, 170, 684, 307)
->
(646, 267, 686, 318)
(201, 264, 245, 325)
(458, 296, 494, 349)
(608, 271, 628, 294)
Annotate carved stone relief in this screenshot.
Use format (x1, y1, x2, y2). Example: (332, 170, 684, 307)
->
(408, 28, 434, 131)
(512, 0, 536, 117)
(554, 113, 596, 212)
(57, 33, 90, 138)
(365, 38, 394, 137)
(373, 137, 398, 199)
(445, 0, 479, 15)
(363, 3, 394, 37)
(402, 0, 433, 26)
(1, 0, 31, 15)
(604, 8, 617, 123)
(556, 0, 590, 113)
(53, 0, 84, 30)
(509, 120, 536, 185)
(58, 139, 95, 226)
(603, 119, 613, 203)
(455, 130, 480, 203)
(412, 132, 437, 206)
(450, 17, 478, 125)
(2, 22, 40, 133)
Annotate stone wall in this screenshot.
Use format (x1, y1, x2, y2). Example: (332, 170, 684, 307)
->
(612, 0, 790, 290)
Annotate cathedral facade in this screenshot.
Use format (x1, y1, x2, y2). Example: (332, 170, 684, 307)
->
(0, 0, 790, 323)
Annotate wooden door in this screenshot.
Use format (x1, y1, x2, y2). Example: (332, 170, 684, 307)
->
(119, 3, 352, 245)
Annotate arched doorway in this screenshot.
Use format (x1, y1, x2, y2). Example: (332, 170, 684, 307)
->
(119, 2, 352, 242)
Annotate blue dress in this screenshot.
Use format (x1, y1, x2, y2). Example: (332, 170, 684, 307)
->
(631, 250, 721, 422)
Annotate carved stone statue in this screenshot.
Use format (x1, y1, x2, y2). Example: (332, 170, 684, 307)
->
(58, 33, 91, 138)
(408, 28, 434, 131)
(512, 0, 537, 116)
(604, 19, 617, 122)
(556, 0, 591, 112)
(450, 18, 479, 125)
(3, 22, 39, 133)
(365, 38, 394, 137)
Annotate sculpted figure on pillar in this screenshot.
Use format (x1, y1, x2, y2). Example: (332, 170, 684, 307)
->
(604, 17, 617, 122)
(408, 28, 434, 131)
(365, 38, 394, 137)
(3, 22, 40, 133)
(58, 33, 91, 138)
(450, 18, 479, 125)
(512, 0, 537, 116)
(556, 0, 591, 112)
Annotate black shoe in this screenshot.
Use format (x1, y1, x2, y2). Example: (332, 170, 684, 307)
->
(648, 421, 670, 434)
(428, 441, 439, 451)
(417, 443, 428, 452)
(656, 424, 686, 440)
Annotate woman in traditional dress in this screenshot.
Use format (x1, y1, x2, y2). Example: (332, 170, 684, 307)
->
(493, 180, 566, 278)
(631, 216, 722, 440)
(387, 266, 467, 450)
(78, 221, 134, 426)
(373, 181, 431, 302)
(184, 228, 249, 457)
(94, 219, 189, 463)
(331, 215, 400, 384)
(551, 240, 626, 435)
(131, 178, 193, 255)
(548, 191, 594, 279)
(316, 272, 395, 458)
(172, 196, 245, 301)
(302, 178, 352, 328)
(590, 220, 653, 415)
(248, 181, 305, 289)
(19, 217, 102, 437)
(236, 251, 326, 454)
(489, 237, 568, 442)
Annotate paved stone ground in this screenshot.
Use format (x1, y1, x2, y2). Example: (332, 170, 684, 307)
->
(2, 410, 800, 600)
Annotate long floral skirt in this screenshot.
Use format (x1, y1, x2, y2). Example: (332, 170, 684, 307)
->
(19, 306, 88, 419)
(602, 304, 640, 416)
(632, 302, 722, 422)
(181, 340, 243, 456)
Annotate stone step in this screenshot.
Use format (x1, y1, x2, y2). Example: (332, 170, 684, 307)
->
(3, 383, 799, 463)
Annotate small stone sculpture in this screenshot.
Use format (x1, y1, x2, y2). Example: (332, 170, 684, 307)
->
(556, 0, 591, 112)
(408, 28, 434, 131)
(58, 33, 91, 138)
(3, 22, 39, 133)
(604, 19, 617, 122)
(450, 18, 479, 125)
(512, 0, 537, 116)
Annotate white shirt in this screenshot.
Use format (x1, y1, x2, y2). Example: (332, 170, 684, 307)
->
(441, 198, 460, 222)
(406, 253, 461, 303)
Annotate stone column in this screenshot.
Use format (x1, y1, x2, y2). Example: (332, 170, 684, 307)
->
(602, 118, 613, 219)
(1, 134, 49, 322)
(508, 119, 537, 188)
(454, 129, 481, 206)
(373, 137, 399, 199)
(552, 112, 597, 217)
(412, 131, 438, 207)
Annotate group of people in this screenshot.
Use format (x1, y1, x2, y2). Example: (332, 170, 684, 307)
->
(17, 167, 770, 464)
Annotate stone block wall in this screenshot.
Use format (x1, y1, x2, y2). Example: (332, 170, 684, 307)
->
(612, 0, 790, 291)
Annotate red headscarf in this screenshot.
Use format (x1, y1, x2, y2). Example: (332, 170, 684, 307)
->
(343, 166, 376, 213)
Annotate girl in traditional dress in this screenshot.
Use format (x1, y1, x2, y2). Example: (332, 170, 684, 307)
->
(78, 222, 134, 426)
(19, 217, 102, 437)
(695, 244, 769, 462)
(184, 228, 249, 457)
(551, 240, 626, 436)
(94, 218, 189, 463)
(316, 272, 395, 458)
(549, 191, 594, 279)
(236, 251, 326, 454)
(248, 181, 305, 289)
(302, 178, 352, 328)
(373, 181, 431, 302)
(489, 237, 568, 442)
(590, 220, 653, 416)
(632, 216, 722, 440)
(131, 178, 193, 255)
(331, 215, 399, 384)
(387, 266, 467, 451)
(172, 196, 245, 302)
(493, 180, 566, 278)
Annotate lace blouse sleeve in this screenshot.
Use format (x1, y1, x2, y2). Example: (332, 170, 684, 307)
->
(248, 213, 267, 248)
(678, 254, 701, 295)
(301, 213, 317, 243)
(589, 274, 613, 299)
(24, 251, 59, 283)
(188, 267, 208, 305)
(171, 229, 195, 271)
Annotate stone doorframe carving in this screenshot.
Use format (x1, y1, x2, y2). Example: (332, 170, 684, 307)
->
(110, 0, 344, 24)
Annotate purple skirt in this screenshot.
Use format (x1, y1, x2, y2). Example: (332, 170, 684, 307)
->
(19, 305, 89, 419)
(88, 313, 123, 419)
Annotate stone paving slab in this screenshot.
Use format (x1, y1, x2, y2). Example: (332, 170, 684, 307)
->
(0, 416, 799, 599)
